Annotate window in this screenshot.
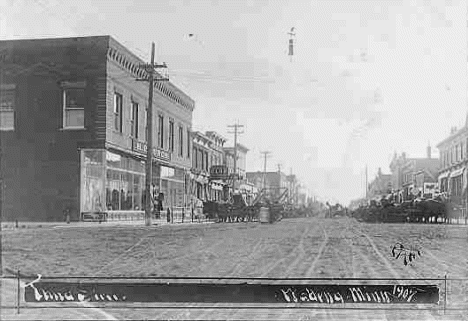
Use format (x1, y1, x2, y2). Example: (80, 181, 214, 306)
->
(158, 115, 164, 148)
(178, 126, 183, 157)
(187, 129, 188, 158)
(63, 88, 85, 129)
(205, 151, 209, 171)
(169, 120, 175, 152)
(130, 102, 139, 138)
(114, 92, 123, 132)
(0, 86, 15, 131)
(193, 147, 197, 168)
(200, 150, 204, 170)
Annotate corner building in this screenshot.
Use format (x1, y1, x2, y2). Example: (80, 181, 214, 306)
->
(0, 36, 194, 221)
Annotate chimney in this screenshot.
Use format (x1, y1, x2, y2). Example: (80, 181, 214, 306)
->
(427, 144, 431, 159)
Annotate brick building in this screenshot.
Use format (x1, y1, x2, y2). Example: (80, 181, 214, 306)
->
(389, 147, 439, 202)
(0, 36, 194, 221)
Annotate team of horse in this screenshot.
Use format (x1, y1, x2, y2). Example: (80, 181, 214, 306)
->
(350, 196, 465, 224)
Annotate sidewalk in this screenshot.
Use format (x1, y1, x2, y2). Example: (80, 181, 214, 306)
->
(1, 218, 215, 231)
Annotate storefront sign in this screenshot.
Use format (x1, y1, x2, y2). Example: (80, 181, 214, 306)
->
(210, 165, 228, 179)
(423, 183, 437, 195)
(132, 140, 171, 161)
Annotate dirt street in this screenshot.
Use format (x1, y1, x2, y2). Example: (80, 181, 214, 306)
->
(1, 217, 467, 320)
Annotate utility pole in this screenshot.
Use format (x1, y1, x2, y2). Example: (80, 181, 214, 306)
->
(260, 151, 271, 190)
(365, 164, 368, 199)
(227, 121, 244, 194)
(137, 42, 169, 226)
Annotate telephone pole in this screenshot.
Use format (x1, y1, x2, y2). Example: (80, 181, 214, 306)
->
(260, 151, 271, 190)
(365, 164, 368, 199)
(137, 42, 168, 226)
(227, 121, 244, 194)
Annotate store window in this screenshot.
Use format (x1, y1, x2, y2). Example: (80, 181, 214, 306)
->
(105, 151, 145, 211)
(80, 149, 106, 214)
(63, 84, 85, 129)
(0, 85, 15, 131)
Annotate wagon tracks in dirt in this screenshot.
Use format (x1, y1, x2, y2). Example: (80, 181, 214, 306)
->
(350, 222, 405, 281)
(258, 223, 313, 278)
(304, 224, 329, 277)
(227, 234, 268, 277)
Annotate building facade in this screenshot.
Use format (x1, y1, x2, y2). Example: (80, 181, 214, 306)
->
(191, 131, 211, 201)
(0, 36, 194, 221)
(436, 123, 468, 205)
(246, 171, 289, 200)
(205, 131, 227, 201)
(223, 143, 249, 192)
(367, 168, 392, 200)
(389, 147, 439, 202)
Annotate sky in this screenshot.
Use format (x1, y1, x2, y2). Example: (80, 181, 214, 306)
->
(1, 0, 466, 204)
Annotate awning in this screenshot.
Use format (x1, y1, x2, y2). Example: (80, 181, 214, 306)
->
(438, 171, 450, 180)
(210, 184, 223, 191)
(450, 167, 465, 178)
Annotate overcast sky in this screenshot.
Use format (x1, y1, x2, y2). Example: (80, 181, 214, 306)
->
(1, 0, 466, 204)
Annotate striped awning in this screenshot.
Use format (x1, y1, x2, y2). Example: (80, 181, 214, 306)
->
(438, 171, 450, 180)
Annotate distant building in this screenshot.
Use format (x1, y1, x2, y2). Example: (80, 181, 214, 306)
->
(223, 143, 249, 192)
(205, 131, 227, 201)
(436, 119, 468, 205)
(389, 146, 439, 202)
(246, 171, 288, 200)
(191, 131, 211, 201)
(367, 168, 392, 200)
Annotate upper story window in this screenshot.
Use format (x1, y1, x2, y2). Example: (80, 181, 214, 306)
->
(193, 147, 197, 168)
(200, 149, 204, 170)
(158, 115, 164, 149)
(169, 119, 175, 152)
(62, 82, 86, 129)
(187, 130, 191, 158)
(178, 125, 183, 157)
(114, 92, 123, 133)
(130, 102, 139, 139)
(0, 84, 15, 131)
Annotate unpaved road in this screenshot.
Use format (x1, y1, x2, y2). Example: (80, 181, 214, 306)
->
(2, 217, 467, 320)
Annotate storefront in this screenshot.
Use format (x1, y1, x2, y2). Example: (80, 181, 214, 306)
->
(209, 180, 225, 201)
(438, 171, 450, 193)
(80, 145, 188, 217)
(449, 167, 465, 200)
(80, 149, 152, 215)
